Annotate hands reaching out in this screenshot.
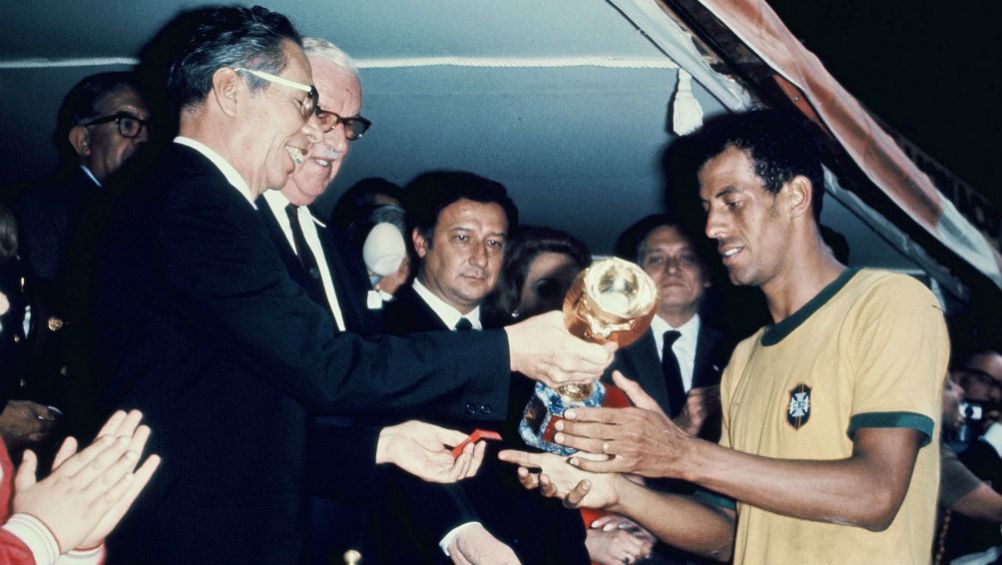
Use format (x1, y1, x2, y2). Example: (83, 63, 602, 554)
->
(585, 515, 655, 565)
(447, 523, 522, 565)
(377, 420, 487, 483)
(551, 371, 693, 479)
(12, 409, 161, 553)
(504, 311, 616, 389)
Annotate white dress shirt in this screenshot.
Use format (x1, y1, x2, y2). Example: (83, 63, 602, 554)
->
(412, 279, 482, 331)
(409, 279, 483, 553)
(80, 164, 102, 187)
(261, 191, 346, 332)
(651, 313, 701, 392)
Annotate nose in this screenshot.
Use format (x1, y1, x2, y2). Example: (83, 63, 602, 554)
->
(469, 241, 488, 267)
(704, 207, 725, 240)
(324, 124, 350, 155)
(302, 113, 324, 144)
(663, 255, 681, 274)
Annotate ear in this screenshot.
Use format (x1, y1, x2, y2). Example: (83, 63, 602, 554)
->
(68, 125, 90, 157)
(784, 175, 813, 219)
(412, 227, 429, 259)
(208, 67, 243, 118)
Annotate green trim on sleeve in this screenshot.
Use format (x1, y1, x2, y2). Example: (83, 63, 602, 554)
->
(847, 411, 934, 447)
(694, 488, 736, 511)
(761, 268, 860, 346)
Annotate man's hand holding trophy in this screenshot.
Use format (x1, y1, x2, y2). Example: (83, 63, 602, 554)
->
(519, 257, 659, 455)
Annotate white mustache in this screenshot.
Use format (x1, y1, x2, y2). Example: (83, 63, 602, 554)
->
(310, 145, 341, 161)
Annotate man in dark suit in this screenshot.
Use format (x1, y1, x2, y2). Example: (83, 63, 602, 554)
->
(376, 171, 589, 564)
(92, 8, 611, 565)
(608, 215, 733, 440)
(253, 37, 387, 564)
(16, 72, 150, 284)
(9, 72, 148, 465)
(593, 215, 733, 565)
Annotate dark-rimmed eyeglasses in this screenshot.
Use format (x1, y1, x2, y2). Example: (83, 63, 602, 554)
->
(313, 107, 371, 140)
(233, 67, 318, 120)
(81, 112, 150, 139)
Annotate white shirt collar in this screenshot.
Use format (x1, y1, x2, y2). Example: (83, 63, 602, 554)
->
(79, 165, 102, 188)
(412, 278, 482, 330)
(174, 136, 256, 209)
(262, 190, 326, 228)
(260, 189, 346, 332)
(651, 313, 701, 391)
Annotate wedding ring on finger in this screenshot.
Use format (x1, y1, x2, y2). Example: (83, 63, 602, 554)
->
(602, 440, 610, 453)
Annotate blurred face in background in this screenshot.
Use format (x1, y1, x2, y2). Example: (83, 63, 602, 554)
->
(517, 251, 583, 318)
(957, 352, 1002, 407)
(942, 377, 965, 433)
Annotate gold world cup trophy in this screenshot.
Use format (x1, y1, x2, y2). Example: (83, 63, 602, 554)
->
(519, 257, 659, 455)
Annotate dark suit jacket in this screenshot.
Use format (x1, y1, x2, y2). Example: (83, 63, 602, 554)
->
(93, 145, 511, 565)
(606, 319, 732, 441)
(257, 198, 388, 562)
(376, 286, 589, 565)
(15, 166, 97, 282)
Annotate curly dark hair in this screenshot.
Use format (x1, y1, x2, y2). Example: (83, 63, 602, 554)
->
(693, 109, 826, 221)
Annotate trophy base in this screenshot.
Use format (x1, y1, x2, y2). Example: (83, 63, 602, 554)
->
(519, 381, 606, 455)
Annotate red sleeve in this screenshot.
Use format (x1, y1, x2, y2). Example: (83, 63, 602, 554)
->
(0, 530, 35, 565)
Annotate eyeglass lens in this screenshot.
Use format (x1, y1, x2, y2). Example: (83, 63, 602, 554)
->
(314, 110, 369, 140)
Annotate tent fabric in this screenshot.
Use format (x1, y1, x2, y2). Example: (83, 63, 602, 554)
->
(693, 0, 1002, 289)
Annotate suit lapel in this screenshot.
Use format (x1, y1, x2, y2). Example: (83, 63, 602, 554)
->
(385, 286, 450, 333)
(692, 324, 725, 389)
(619, 330, 674, 415)
(255, 198, 330, 313)
(312, 215, 382, 335)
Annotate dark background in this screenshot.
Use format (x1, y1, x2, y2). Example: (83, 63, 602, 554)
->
(768, 0, 1002, 210)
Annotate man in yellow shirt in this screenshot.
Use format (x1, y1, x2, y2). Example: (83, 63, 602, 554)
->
(502, 109, 948, 565)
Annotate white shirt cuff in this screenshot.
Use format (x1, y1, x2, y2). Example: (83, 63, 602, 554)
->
(439, 521, 482, 556)
(3, 513, 60, 565)
(58, 545, 105, 565)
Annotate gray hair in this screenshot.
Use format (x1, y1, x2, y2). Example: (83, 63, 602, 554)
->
(302, 37, 358, 76)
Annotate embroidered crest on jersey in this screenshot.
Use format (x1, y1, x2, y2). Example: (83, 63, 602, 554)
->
(787, 384, 811, 429)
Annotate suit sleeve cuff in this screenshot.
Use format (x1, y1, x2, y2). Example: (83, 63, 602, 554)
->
(3, 513, 60, 565)
(440, 522, 482, 556)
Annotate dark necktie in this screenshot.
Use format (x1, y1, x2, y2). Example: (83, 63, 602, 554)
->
(454, 318, 474, 331)
(285, 204, 328, 311)
(662, 330, 686, 418)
